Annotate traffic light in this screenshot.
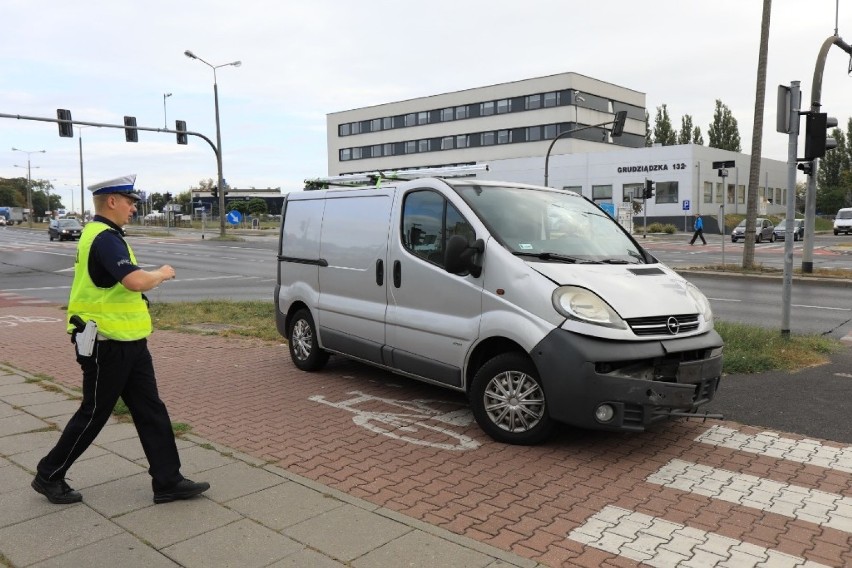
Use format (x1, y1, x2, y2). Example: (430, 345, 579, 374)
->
(57, 109, 74, 138)
(611, 110, 627, 137)
(164, 192, 172, 202)
(804, 112, 838, 160)
(175, 120, 188, 145)
(643, 179, 655, 199)
(211, 185, 218, 198)
(124, 116, 138, 143)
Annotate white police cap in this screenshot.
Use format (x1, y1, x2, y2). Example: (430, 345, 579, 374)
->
(88, 174, 141, 201)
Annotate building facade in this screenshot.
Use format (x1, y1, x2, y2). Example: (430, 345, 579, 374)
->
(327, 72, 646, 176)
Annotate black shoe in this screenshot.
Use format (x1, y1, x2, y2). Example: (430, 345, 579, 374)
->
(32, 475, 82, 504)
(153, 478, 210, 504)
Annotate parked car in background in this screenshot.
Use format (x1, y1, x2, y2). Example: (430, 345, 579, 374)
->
(834, 207, 852, 235)
(731, 218, 774, 243)
(773, 218, 804, 241)
(48, 218, 83, 241)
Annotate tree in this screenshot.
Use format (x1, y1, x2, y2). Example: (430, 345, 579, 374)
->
(653, 105, 677, 146)
(743, 0, 771, 270)
(678, 115, 695, 145)
(644, 111, 652, 147)
(247, 198, 268, 216)
(816, 127, 850, 213)
(227, 200, 249, 215)
(692, 126, 705, 145)
(0, 177, 27, 206)
(708, 99, 742, 151)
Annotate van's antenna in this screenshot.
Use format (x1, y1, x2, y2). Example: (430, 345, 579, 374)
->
(836, 0, 840, 36)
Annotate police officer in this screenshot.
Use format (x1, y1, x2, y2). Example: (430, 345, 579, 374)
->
(32, 175, 210, 505)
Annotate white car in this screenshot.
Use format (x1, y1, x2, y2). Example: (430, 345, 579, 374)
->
(834, 207, 852, 236)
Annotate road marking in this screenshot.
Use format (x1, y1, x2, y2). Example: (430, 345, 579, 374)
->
(647, 459, 852, 532)
(706, 297, 742, 302)
(2, 286, 71, 292)
(568, 505, 829, 567)
(175, 275, 260, 282)
(791, 304, 851, 312)
(697, 425, 852, 473)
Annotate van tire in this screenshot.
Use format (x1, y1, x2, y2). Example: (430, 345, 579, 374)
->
(288, 309, 329, 371)
(470, 353, 555, 445)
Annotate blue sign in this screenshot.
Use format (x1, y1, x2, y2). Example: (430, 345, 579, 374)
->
(599, 202, 616, 218)
(226, 210, 242, 225)
(682, 200, 691, 211)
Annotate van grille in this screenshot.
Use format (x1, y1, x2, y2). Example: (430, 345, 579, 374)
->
(626, 314, 699, 336)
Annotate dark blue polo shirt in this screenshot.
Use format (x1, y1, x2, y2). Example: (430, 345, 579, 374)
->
(87, 216, 141, 288)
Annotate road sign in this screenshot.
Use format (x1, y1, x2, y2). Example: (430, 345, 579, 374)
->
(226, 210, 242, 225)
(682, 200, 690, 211)
(712, 160, 735, 169)
(717, 168, 728, 178)
(599, 202, 616, 218)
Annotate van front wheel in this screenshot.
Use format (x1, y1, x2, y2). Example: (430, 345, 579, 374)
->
(288, 309, 329, 371)
(470, 353, 555, 445)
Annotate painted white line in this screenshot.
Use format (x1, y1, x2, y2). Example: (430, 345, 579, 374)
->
(647, 459, 852, 532)
(2, 286, 71, 292)
(706, 297, 742, 302)
(697, 425, 852, 473)
(568, 505, 829, 568)
(174, 275, 260, 282)
(791, 304, 851, 312)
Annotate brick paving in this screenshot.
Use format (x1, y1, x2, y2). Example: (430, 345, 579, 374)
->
(2, 303, 851, 567)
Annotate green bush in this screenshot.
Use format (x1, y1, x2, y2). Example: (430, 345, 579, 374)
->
(642, 223, 678, 234)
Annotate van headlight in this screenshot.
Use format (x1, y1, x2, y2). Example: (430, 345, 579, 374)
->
(552, 286, 627, 329)
(684, 281, 713, 322)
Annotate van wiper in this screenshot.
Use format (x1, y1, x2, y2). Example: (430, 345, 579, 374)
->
(513, 251, 590, 263)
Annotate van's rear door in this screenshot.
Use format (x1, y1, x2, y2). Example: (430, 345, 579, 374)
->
(317, 190, 394, 365)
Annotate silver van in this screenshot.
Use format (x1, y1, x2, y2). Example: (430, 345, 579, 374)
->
(275, 170, 723, 444)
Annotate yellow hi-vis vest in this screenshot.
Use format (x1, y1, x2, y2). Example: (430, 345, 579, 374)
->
(66, 222, 152, 340)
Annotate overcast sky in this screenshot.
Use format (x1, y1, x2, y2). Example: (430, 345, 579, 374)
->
(2, 0, 851, 213)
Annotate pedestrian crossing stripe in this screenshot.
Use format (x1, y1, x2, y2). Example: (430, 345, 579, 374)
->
(647, 459, 852, 532)
(696, 425, 852, 473)
(568, 505, 829, 568)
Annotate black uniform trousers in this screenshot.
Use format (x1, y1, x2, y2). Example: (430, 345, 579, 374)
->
(37, 337, 183, 492)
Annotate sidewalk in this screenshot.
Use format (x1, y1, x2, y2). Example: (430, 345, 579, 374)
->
(0, 364, 539, 568)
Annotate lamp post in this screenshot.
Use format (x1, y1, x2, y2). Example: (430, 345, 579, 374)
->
(163, 92, 173, 128)
(75, 126, 90, 221)
(11, 147, 46, 228)
(184, 49, 241, 237)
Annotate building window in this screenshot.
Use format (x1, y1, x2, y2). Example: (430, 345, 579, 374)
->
(383, 143, 394, 156)
(544, 124, 557, 139)
(370, 118, 382, 132)
(455, 134, 468, 148)
(350, 122, 361, 135)
(497, 130, 511, 144)
(655, 181, 678, 204)
(737, 184, 745, 204)
(404, 113, 416, 127)
(623, 183, 643, 202)
(527, 126, 541, 141)
(481, 131, 495, 146)
(340, 148, 351, 161)
(441, 108, 454, 122)
(497, 99, 511, 114)
(383, 117, 393, 130)
(543, 92, 558, 108)
(727, 183, 735, 204)
(563, 185, 582, 193)
(715, 183, 724, 203)
(405, 141, 416, 154)
(455, 105, 468, 120)
(371, 145, 382, 157)
(703, 181, 713, 203)
(339, 123, 350, 136)
(481, 101, 495, 116)
(352, 147, 362, 160)
(775, 187, 782, 204)
(592, 185, 612, 202)
(441, 136, 454, 150)
(418, 139, 430, 152)
(417, 111, 429, 125)
(525, 94, 541, 110)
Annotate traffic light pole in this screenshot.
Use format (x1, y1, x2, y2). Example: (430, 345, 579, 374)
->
(801, 34, 852, 273)
(781, 81, 800, 336)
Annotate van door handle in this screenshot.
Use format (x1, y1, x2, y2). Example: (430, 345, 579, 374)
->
(375, 259, 384, 286)
(393, 260, 401, 288)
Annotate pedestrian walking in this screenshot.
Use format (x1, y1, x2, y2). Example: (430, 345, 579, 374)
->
(689, 213, 707, 245)
(32, 175, 210, 505)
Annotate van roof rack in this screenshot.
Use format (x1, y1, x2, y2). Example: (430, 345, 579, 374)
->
(304, 164, 489, 190)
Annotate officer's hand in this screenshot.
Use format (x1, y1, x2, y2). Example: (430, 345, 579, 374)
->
(159, 265, 176, 281)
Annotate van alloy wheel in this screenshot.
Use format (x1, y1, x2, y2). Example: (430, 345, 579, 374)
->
(288, 309, 329, 372)
(470, 353, 555, 445)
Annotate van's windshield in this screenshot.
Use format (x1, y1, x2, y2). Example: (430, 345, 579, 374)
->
(839, 210, 852, 220)
(451, 184, 648, 264)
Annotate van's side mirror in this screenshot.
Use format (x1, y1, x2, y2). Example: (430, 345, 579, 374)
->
(444, 235, 484, 277)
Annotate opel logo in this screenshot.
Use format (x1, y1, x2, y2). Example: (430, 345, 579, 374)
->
(666, 317, 680, 335)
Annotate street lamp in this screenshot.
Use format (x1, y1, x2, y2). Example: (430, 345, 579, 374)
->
(75, 126, 91, 221)
(11, 147, 46, 228)
(163, 92, 173, 128)
(184, 49, 241, 237)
